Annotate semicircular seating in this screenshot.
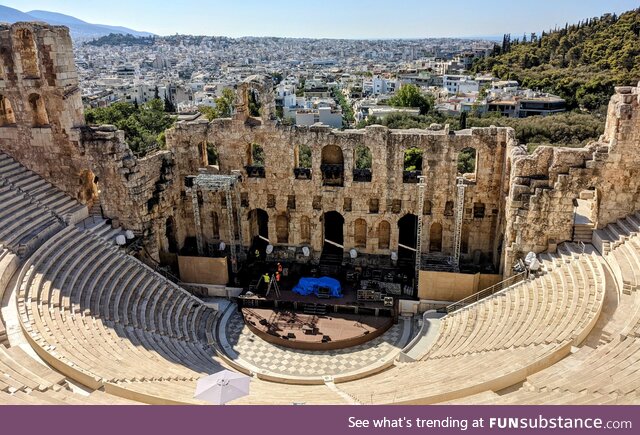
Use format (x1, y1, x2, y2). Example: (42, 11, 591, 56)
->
(17, 223, 228, 389)
(331, 242, 606, 404)
(2, 144, 638, 405)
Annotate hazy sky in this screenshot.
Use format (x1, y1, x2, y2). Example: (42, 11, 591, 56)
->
(3, 0, 639, 38)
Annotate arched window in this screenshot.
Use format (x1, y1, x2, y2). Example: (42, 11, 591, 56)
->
(0, 95, 16, 126)
(17, 28, 40, 78)
(429, 222, 443, 252)
(353, 145, 372, 182)
(250, 143, 265, 166)
(28, 93, 48, 126)
(206, 142, 219, 166)
(248, 88, 261, 117)
(378, 220, 390, 249)
(354, 218, 367, 248)
(276, 214, 289, 244)
(296, 144, 312, 168)
(300, 216, 311, 244)
(294, 144, 312, 179)
(457, 147, 477, 180)
(403, 147, 423, 183)
(321, 145, 344, 186)
(246, 143, 265, 178)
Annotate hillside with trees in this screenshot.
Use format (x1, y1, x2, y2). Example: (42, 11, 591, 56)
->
(471, 8, 640, 112)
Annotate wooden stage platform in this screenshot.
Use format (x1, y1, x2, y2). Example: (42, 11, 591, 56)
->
(241, 307, 394, 350)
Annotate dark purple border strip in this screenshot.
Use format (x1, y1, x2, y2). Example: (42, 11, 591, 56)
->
(0, 405, 638, 435)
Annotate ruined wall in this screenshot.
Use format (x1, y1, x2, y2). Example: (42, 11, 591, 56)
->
(503, 84, 640, 274)
(166, 114, 514, 266)
(0, 23, 89, 200)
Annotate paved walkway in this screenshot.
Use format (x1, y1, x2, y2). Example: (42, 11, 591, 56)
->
(218, 306, 413, 380)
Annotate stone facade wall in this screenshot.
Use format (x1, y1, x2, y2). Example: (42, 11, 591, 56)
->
(0, 23, 88, 200)
(166, 112, 514, 267)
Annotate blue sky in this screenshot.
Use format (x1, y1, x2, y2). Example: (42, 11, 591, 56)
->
(2, 0, 639, 38)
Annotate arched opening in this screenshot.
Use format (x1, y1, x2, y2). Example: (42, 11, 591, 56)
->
(457, 147, 477, 181)
(28, 93, 49, 127)
(403, 147, 423, 183)
(429, 222, 443, 252)
(300, 216, 311, 244)
(0, 95, 16, 126)
(276, 214, 289, 244)
(378, 220, 391, 249)
(246, 143, 265, 178)
(206, 142, 219, 166)
(17, 28, 40, 78)
(166, 217, 178, 253)
(322, 211, 344, 262)
(211, 212, 220, 239)
(354, 218, 367, 248)
(248, 208, 269, 257)
(353, 145, 372, 182)
(321, 145, 344, 186)
(398, 214, 418, 263)
(248, 88, 261, 117)
(294, 144, 312, 179)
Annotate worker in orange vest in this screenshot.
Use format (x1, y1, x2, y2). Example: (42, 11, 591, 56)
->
(275, 271, 281, 283)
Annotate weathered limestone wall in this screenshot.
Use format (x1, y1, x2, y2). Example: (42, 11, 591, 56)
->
(502, 84, 640, 274)
(0, 23, 88, 200)
(166, 115, 514, 265)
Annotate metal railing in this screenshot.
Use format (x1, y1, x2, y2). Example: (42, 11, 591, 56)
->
(440, 269, 529, 314)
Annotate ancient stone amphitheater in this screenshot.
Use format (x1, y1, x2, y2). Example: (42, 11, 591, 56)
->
(1, 23, 640, 405)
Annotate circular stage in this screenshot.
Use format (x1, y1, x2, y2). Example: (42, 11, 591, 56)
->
(241, 307, 393, 350)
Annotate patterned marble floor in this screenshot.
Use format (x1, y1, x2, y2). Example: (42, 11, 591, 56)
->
(221, 309, 411, 379)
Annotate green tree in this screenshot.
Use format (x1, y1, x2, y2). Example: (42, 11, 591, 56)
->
(388, 84, 433, 115)
(354, 145, 372, 169)
(198, 88, 235, 120)
(163, 96, 175, 113)
(84, 99, 175, 154)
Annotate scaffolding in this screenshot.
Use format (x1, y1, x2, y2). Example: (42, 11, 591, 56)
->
(452, 176, 466, 271)
(188, 174, 243, 273)
(415, 176, 428, 291)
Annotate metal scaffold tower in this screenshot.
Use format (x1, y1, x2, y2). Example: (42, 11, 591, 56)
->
(415, 176, 428, 290)
(188, 174, 243, 273)
(452, 176, 466, 271)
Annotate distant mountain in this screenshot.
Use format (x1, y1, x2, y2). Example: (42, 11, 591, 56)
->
(0, 5, 154, 40)
(0, 5, 35, 22)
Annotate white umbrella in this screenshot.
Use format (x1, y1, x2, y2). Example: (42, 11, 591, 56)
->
(194, 370, 251, 405)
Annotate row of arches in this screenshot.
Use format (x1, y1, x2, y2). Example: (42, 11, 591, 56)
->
(167, 209, 473, 257)
(0, 93, 49, 127)
(242, 209, 446, 253)
(216, 142, 478, 183)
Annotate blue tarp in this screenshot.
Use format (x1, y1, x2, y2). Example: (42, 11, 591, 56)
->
(292, 277, 343, 298)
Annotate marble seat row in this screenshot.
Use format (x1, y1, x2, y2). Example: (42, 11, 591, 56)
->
(17, 223, 228, 391)
(425, 243, 604, 358)
(0, 152, 87, 226)
(0, 343, 136, 405)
